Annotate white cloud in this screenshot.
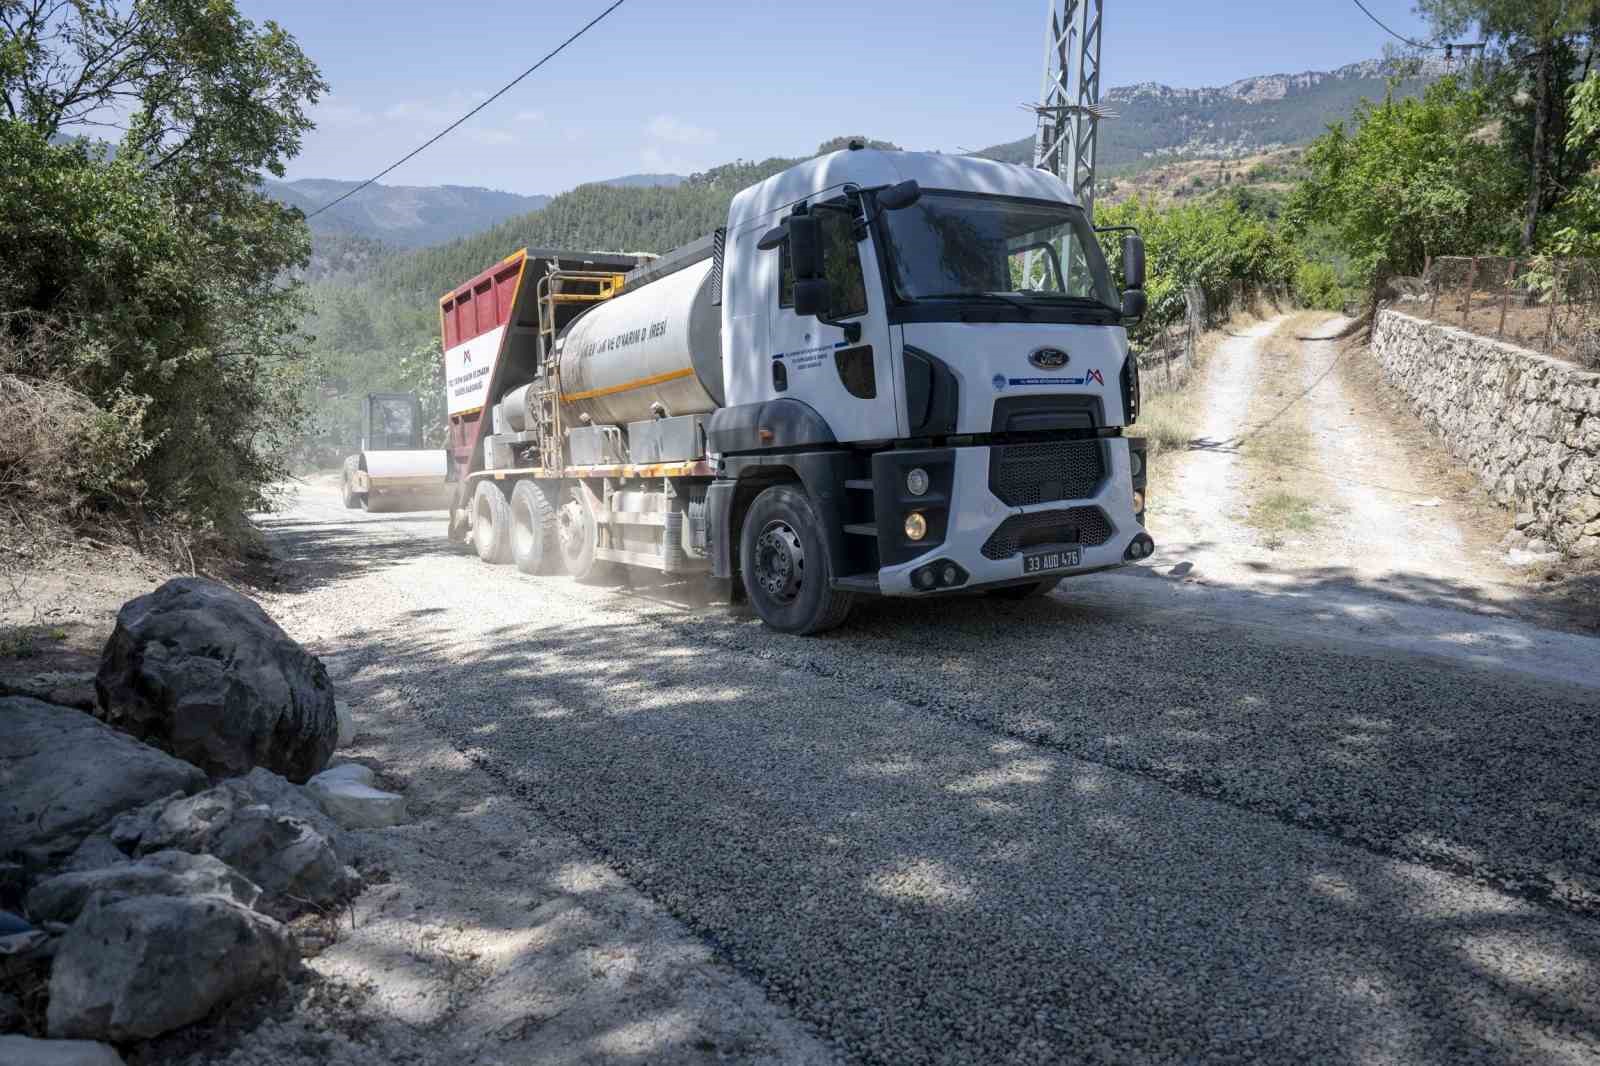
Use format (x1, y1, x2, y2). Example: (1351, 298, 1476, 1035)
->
(383, 100, 455, 124)
(640, 146, 698, 174)
(312, 101, 368, 127)
(466, 128, 518, 147)
(646, 114, 715, 146)
(513, 109, 545, 124)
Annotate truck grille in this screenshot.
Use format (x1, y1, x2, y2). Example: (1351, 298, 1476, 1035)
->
(981, 507, 1113, 560)
(989, 440, 1105, 506)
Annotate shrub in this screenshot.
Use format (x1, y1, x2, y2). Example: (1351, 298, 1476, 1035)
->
(1294, 261, 1346, 310)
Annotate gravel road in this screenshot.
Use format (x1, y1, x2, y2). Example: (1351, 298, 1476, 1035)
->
(260, 478, 1600, 1066)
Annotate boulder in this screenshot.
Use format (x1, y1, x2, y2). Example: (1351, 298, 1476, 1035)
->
(314, 762, 375, 787)
(48, 894, 293, 1042)
(0, 698, 206, 871)
(110, 784, 356, 912)
(60, 834, 129, 874)
(0, 1035, 125, 1066)
(0, 671, 97, 712)
(235, 768, 347, 851)
(0, 993, 20, 1030)
(26, 851, 261, 924)
(307, 764, 407, 830)
(95, 578, 336, 783)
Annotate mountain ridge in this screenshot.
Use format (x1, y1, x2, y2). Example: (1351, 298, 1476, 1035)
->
(977, 55, 1442, 167)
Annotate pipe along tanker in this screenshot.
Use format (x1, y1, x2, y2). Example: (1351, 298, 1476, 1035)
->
(343, 146, 1155, 634)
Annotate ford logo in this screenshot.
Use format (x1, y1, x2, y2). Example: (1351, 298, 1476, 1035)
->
(1028, 347, 1070, 370)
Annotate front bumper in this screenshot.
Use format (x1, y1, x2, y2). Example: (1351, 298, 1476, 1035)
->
(874, 438, 1150, 597)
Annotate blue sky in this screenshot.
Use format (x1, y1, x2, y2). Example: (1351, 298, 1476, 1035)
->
(239, 0, 1438, 197)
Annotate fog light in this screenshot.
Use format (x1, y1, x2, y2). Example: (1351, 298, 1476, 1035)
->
(942, 564, 958, 585)
(917, 568, 937, 589)
(905, 467, 930, 496)
(1132, 490, 1145, 512)
(904, 512, 928, 541)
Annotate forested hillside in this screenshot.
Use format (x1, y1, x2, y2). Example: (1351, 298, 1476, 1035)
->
(265, 178, 550, 248)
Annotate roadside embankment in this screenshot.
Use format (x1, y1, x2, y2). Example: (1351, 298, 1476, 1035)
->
(1373, 310, 1600, 558)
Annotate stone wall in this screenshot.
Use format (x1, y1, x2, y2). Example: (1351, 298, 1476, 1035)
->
(1372, 310, 1600, 557)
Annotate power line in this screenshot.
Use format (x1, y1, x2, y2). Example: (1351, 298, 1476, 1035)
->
(1348, 0, 1441, 51)
(305, 0, 627, 220)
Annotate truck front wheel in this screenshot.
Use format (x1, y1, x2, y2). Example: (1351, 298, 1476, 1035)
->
(471, 481, 513, 564)
(739, 484, 854, 635)
(510, 480, 559, 575)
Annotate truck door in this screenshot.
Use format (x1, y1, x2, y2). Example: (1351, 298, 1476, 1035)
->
(768, 200, 902, 442)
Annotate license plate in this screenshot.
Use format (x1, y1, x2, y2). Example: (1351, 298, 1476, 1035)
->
(1023, 547, 1081, 574)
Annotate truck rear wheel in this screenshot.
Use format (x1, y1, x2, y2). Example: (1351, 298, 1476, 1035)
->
(739, 484, 854, 635)
(556, 484, 618, 583)
(471, 481, 513, 564)
(510, 480, 559, 575)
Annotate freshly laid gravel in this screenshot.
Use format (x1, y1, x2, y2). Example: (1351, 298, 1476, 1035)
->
(259, 484, 1600, 1066)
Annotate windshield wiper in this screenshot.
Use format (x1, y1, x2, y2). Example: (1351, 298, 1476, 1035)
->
(1008, 291, 1121, 315)
(917, 292, 1039, 317)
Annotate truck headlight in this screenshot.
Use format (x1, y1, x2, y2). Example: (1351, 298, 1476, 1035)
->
(1129, 450, 1144, 478)
(904, 512, 928, 541)
(1132, 490, 1145, 512)
(905, 467, 930, 496)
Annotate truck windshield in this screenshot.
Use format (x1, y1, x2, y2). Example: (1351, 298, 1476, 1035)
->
(878, 192, 1116, 310)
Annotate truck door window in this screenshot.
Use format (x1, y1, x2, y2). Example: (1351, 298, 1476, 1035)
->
(779, 210, 868, 319)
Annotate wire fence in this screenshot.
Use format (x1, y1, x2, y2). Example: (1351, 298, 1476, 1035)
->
(1407, 256, 1600, 369)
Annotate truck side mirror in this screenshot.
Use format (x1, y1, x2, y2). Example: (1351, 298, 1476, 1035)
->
(1121, 289, 1147, 322)
(793, 278, 828, 317)
(1122, 233, 1146, 291)
(788, 211, 824, 282)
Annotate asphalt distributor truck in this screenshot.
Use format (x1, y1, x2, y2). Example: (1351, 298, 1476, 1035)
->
(435, 147, 1154, 634)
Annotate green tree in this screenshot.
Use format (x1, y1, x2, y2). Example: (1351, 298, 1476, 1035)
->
(0, 1, 324, 528)
(1096, 196, 1298, 341)
(1548, 70, 1600, 252)
(1417, 0, 1600, 250)
(1286, 77, 1519, 282)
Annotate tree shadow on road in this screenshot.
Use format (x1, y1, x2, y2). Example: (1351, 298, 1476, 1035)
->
(296, 600, 1600, 1066)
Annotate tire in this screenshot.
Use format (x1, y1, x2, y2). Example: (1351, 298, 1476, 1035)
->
(510, 480, 559, 575)
(555, 483, 619, 582)
(341, 476, 362, 510)
(471, 480, 513, 564)
(985, 578, 1062, 600)
(739, 484, 854, 635)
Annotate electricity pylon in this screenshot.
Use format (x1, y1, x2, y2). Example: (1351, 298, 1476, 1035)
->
(1029, 0, 1110, 221)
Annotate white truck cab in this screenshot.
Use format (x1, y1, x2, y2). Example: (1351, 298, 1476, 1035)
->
(703, 147, 1153, 630)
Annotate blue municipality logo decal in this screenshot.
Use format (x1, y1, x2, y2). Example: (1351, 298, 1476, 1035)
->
(992, 373, 1008, 391)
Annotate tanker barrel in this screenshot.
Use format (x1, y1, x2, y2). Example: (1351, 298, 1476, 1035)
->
(556, 256, 724, 429)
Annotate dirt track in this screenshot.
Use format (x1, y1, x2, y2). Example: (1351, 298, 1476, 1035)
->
(242, 450, 1600, 1064)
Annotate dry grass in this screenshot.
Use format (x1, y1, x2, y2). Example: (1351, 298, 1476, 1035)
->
(1246, 489, 1321, 550)
(1128, 390, 1200, 465)
(1235, 313, 1330, 549)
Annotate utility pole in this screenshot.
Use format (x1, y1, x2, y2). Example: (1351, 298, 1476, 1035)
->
(1029, 0, 1110, 221)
